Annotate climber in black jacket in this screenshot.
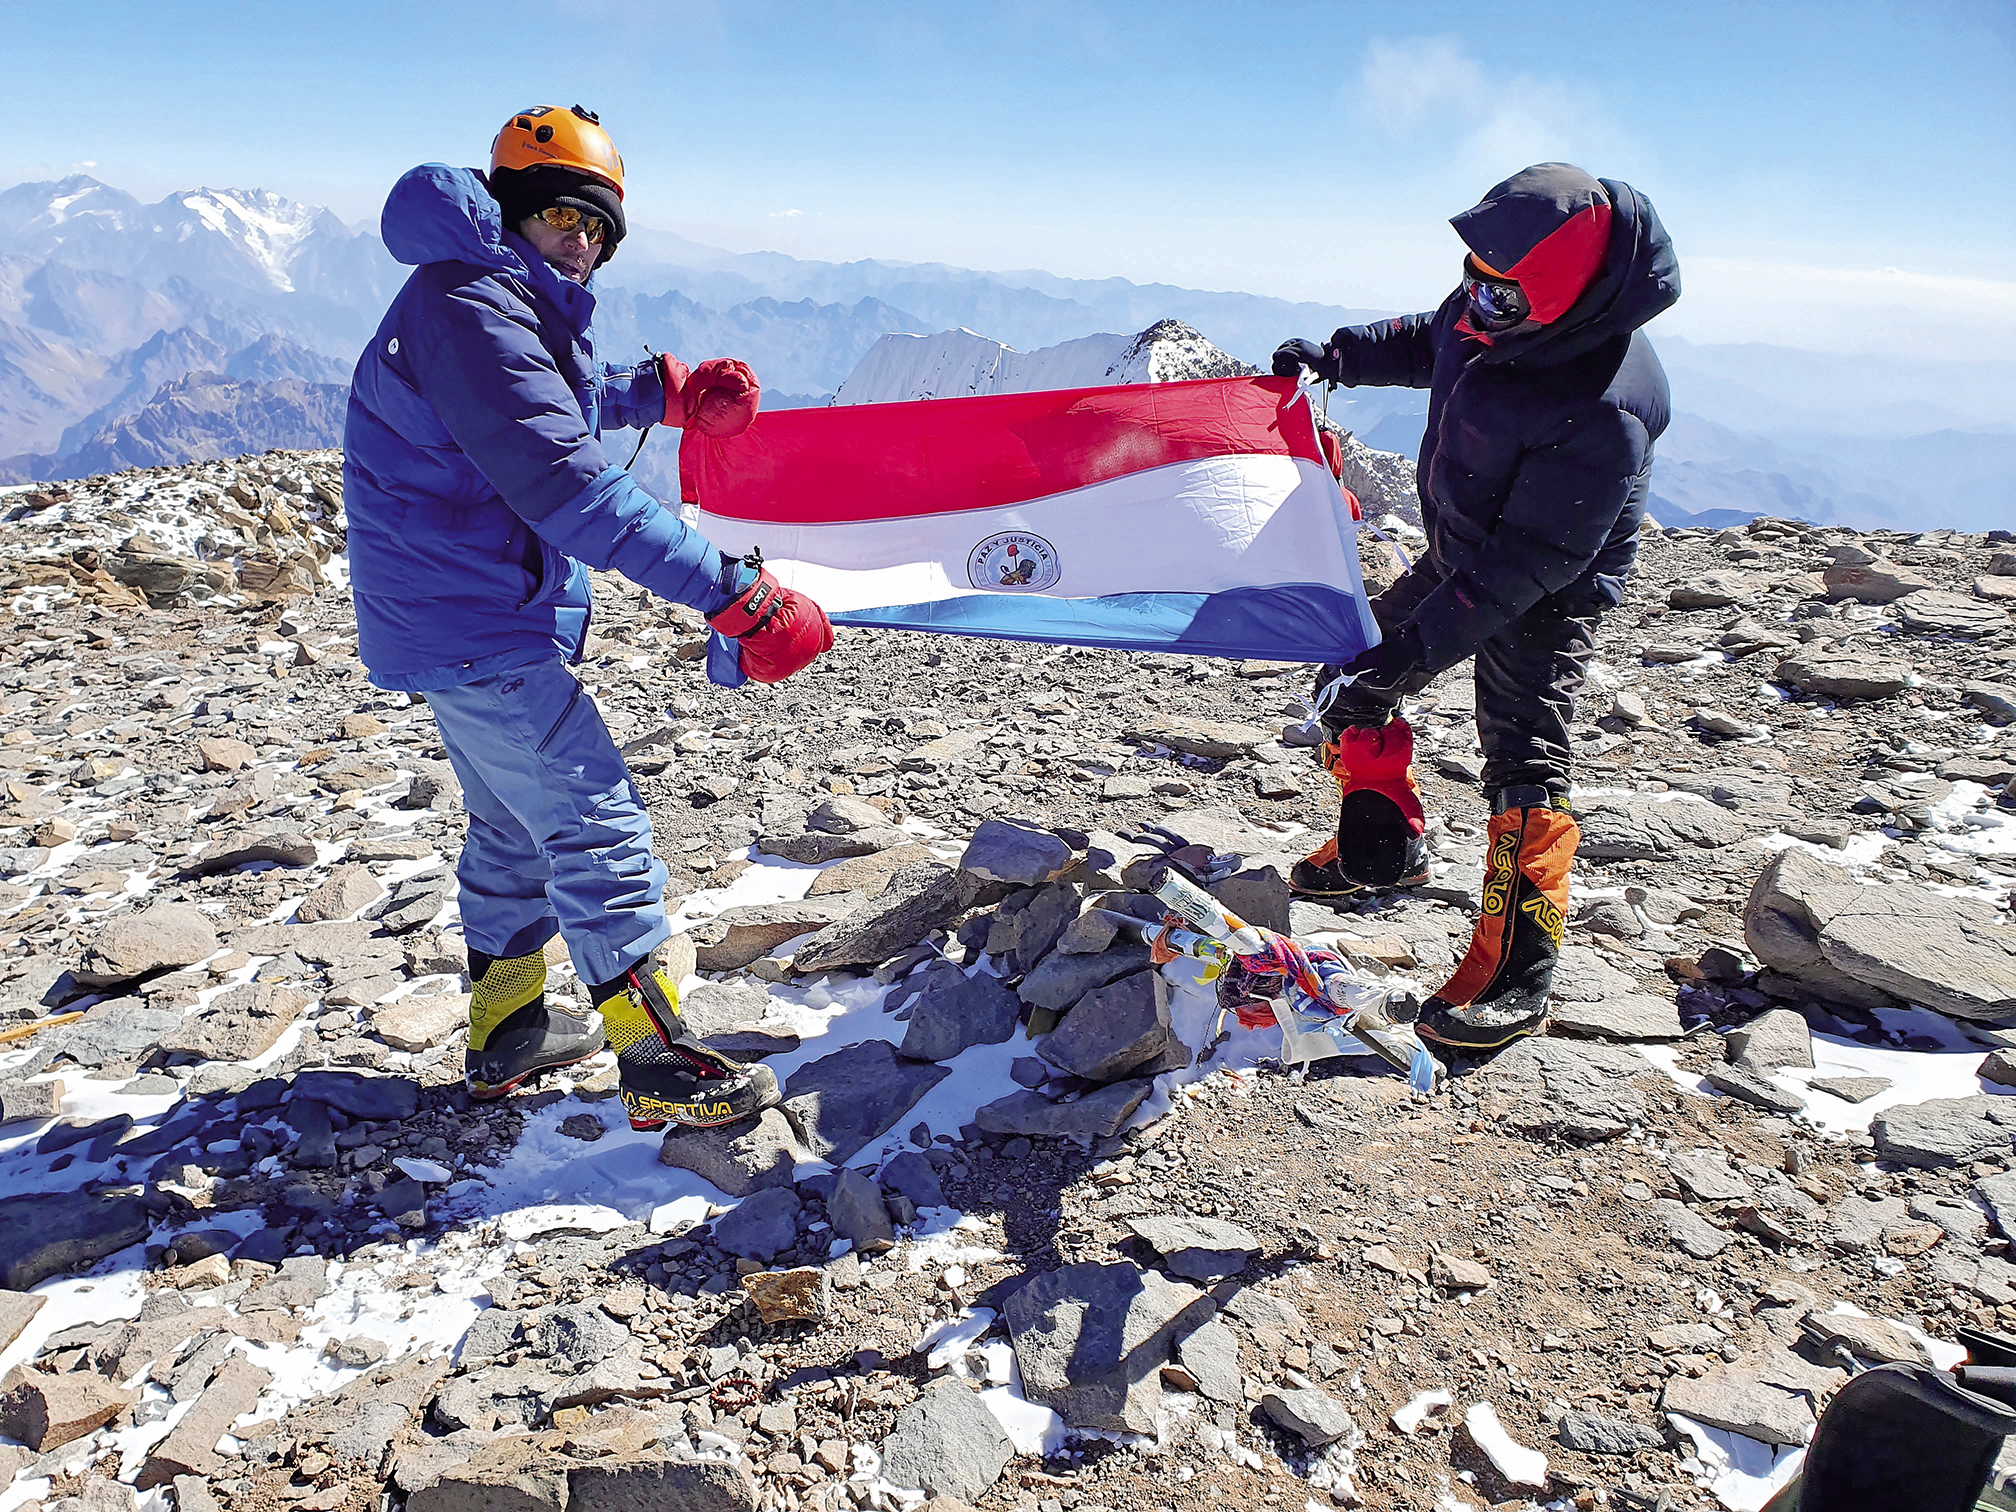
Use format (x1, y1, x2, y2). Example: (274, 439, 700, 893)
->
(1273, 161, 1679, 1052)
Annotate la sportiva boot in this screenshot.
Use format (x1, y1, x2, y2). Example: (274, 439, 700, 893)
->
(1290, 718, 1430, 896)
(465, 945, 606, 1099)
(1416, 787, 1578, 1052)
(593, 954, 781, 1132)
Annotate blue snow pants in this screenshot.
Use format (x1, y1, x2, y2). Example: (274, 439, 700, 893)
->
(424, 658, 669, 986)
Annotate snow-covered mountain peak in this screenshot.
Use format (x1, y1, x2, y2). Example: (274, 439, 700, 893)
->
(831, 319, 1254, 406)
(167, 188, 333, 293)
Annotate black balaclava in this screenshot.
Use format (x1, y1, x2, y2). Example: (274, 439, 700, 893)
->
(488, 164, 626, 268)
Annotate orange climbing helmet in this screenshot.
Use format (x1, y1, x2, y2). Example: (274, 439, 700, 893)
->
(489, 106, 625, 199)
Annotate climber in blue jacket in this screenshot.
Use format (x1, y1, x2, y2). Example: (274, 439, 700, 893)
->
(343, 106, 832, 1131)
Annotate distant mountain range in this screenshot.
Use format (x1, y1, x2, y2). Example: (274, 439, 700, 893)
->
(1, 173, 2008, 535)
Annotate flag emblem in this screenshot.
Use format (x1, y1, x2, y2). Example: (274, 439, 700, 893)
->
(969, 532, 1060, 591)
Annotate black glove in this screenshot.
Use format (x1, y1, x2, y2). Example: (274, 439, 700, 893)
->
(1313, 626, 1432, 732)
(1271, 337, 1340, 382)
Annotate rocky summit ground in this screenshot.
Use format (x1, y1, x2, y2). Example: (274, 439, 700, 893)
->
(1, 449, 2015, 1512)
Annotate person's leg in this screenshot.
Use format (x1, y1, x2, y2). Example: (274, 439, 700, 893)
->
(427, 683, 602, 1096)
(427, 659, 776, 1131)
(1416, 601, 1594, 1051)
(1293, 565, 1439, 897)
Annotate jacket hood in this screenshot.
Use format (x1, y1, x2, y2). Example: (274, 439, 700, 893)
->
(380, 163, 599, 329)
(381, 164, 525, 272)
(1453, 165, 1680, 367)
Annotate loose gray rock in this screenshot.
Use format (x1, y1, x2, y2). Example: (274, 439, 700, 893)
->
(792, 863, 998, 975)
(958, 820, 1073, 885)
(178, 827, 318, 879)
(1004, 1261, 1214, 1433)
(899, 970, 1022, 1063)
(534, 1304, 631, 1369)
(711, 1188, 802, 1262)
(1016, 943, 1153, 1012)
(877, 1377, 1015, 1504)
(1704, 1063, 1806, 1114)
(1124, 1215, 1259, 1283)
(689, 898, 859, 972)
(758, 825, 910, 865)
(0, 1191, 151, 1290)
(657, 1108, 811, 1197)
(1773, 649, 1912, 699)
(1810, 1075, 1890, 1103)
(974, 1079, 1157, 1140)
(1653, 1199, 1733, 1259)
(1976, 1171, 2016, 1239)
(1260, 1386, 1355, 1448)
(1895, 589, 2011, 637)
(1726, 1007, 1814, 1071)
(1668, 1150, 1754, 1203)
(289, 1070, 419, 1120)
(294, 863, 386, 925)
(878, 1149, 945, 1209)
(1038, 969, 1186, 1083)
(806, 795, 888, 835)
(75, 904, 218, 988)
(827, 1168, 896, 1253)
(779, 1040, 951, 1163)
(1175, 1316, 1242, 1404)
(1549, 992, 1684, 1041)
(1661, 1370, 1816, 1447)
(1873, 1096, 2016, 1168)
(1576, 797, 1755, 861)
(1557, 1412, 1665, 1455)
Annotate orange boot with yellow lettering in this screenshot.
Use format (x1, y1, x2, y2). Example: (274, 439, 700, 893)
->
(1416, 787, 1578, 1052)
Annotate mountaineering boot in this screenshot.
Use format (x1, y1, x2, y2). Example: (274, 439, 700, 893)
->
(465, 945, 607, 1099)
(1416, 787, 1578, 1052)
(1290, 718, 1430, 896)
(593, 954, 781, 1132)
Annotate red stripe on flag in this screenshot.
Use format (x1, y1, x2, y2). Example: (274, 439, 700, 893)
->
(678, 374, 1325, 524)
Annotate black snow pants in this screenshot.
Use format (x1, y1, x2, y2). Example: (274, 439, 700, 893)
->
(1325, 563, 1603, 802)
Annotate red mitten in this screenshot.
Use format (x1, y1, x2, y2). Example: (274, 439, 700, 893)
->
(1322, 716, 1428, 890)
(707, 567, 833, 683)
(655, 353, 693, 426)
(683, 357, 760, 438)
(1327, 718, 1426, 832)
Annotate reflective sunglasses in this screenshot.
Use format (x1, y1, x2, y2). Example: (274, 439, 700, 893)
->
(537, 204, 607, 243)
(1463, 259, 1531, 331)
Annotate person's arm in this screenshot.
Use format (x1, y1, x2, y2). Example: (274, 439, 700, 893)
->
(403, 271, 731, 613)
(1274, 301, 1446, 388)
(1326, 310, 1440, 389)
(1404, 404, 1650, 671)
(596, 357, 667, 435)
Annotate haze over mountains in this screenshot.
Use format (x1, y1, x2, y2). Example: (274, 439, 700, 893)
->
(1, 173, 2008, 533)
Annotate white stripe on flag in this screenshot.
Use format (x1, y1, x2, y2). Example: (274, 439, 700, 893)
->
(690, 455, 1356, 614)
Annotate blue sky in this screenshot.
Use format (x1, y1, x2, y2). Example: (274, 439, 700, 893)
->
(15, 0, 2014, 355)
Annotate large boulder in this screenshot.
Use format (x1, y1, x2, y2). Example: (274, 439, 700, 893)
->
(1744, 847, 2016, 1021)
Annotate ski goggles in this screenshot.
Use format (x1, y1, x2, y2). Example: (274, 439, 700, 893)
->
(536, 204, 608, 243)
(1463, 258, 1531, 331)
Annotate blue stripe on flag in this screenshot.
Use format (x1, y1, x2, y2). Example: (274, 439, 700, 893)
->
(828, 584, 1376, 664)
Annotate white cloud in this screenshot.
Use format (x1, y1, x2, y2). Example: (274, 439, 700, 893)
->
(1355, 35, 1642, 181)
(769, 208, 804, 219)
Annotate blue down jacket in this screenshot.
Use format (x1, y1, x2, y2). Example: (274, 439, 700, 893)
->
(343, 164, 733, 690)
